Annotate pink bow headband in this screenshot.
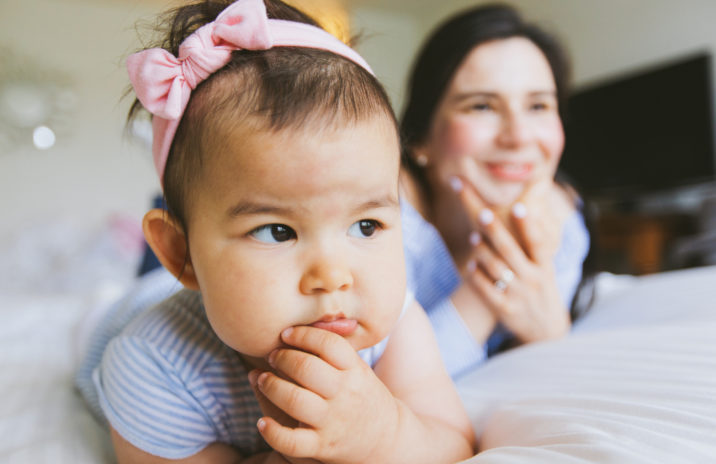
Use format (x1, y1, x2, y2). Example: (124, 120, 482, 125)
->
(126, 0, 373, 184)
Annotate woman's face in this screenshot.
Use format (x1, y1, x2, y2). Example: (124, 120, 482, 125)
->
(419, 37, 564, 206)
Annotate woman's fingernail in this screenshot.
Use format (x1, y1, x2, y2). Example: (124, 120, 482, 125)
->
(449, 176, 463, 192)
(512, 202, 527, 219)
(479, 208, 494, 225)
(466, 260, 477, 273)
(469, 231, 481, 246)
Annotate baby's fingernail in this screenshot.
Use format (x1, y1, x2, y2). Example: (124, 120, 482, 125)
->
(466, 260, 477, 273)
(449, 176, 463, 192)
(248, 369, 258, 386)
(257, 418, 266, 431)
(479, 209, 494, 225)
(268, 350, 277, 367)
(469, 231, 481, 246)
(282, 327, 293, 338)
(257, 372, 268, 388)
(512, 202, 527, 219)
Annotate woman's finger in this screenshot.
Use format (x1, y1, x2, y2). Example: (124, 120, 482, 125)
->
(464, 259, 509, 310)
(509, 202, 551, 264)
(474, 206, 532, 276)
(453, 176, 487, 228)
(469, 240, 510, 284)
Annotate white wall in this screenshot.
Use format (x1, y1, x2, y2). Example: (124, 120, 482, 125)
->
(3, 0, 716, 239)
(351, 0, 716, 113)
(0, 0, 166, 238)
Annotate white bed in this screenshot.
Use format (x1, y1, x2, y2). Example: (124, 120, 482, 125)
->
(2, 220, 715, 463)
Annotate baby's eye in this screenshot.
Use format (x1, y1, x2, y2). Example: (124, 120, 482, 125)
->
(250, 224, 296, 243)
(348, 219, 380, 238)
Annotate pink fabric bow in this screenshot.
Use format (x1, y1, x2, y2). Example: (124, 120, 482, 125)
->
(126, 0, 373, 183)
(127, 0, 271, 121)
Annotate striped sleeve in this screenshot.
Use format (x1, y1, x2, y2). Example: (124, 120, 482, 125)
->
(94, 335, 217, 459)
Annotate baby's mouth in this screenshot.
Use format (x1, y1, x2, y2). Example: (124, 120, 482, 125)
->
(309, 315, 357, 336)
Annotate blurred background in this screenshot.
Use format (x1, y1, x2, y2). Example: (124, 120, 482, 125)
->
(3, 0, 716, 283)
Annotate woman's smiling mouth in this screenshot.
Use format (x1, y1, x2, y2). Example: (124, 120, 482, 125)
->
(486, 162, 533, 181)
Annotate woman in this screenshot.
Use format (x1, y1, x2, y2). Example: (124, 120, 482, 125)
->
(399, 4, 591, 378)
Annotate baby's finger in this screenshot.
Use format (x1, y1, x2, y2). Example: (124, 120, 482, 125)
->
(249, 370, 296, 428)
(258, 417, 320, 459)
(281, 326, 357, 370)
(256, 371, 327, 427)
(269, 348, 339, 398)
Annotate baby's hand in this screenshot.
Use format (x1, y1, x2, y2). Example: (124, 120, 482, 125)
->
(253, 326, 399, 464)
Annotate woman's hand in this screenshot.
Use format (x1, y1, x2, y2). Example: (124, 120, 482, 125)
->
(454, 176, 570, 344)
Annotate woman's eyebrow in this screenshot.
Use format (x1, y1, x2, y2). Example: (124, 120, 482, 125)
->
(529, 90, 558, 98)
(450, 91, 498, 103)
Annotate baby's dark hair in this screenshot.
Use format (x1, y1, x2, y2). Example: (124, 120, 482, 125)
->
(128, 0, 396, 234)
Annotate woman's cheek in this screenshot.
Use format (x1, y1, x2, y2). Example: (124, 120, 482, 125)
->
(434, 116, 484, 159)
(539, 118, 565, 173)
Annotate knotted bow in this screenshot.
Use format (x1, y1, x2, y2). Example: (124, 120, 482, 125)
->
(126, 0, 373, 183)
(127, 0, 272, 121)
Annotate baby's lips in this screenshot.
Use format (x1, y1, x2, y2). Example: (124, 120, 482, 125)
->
(309, 318, 358, 336)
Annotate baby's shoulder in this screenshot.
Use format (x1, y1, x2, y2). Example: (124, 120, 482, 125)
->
(118, 289, 233, 371)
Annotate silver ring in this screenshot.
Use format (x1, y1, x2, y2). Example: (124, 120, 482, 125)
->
(494, 269, 514, 292)
(501, 268, 515, 284)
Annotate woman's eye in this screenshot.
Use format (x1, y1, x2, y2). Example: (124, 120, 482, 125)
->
(530, 101, 552, 112)
(348, 219, 380, 238)
(471, 102, 492, 112)
(250, 224, 296, 243)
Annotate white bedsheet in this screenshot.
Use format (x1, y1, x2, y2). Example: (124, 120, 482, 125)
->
(1, 265, 715, 463)
(457, 265, 716, 463)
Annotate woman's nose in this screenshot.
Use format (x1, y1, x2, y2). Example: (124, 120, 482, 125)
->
(299, 252, 354, 294)
(497, 111, 531, 148)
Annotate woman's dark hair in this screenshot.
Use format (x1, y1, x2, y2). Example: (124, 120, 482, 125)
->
(127, 0, 396, 234)
(400, 3, 571, 188)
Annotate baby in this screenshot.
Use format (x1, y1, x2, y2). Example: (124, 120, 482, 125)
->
(84, 0, 474, 462)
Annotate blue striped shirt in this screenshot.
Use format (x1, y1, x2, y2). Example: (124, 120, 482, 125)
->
(79, 276, 405, 459)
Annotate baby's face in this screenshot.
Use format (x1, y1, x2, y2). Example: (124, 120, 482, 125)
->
(185, 115, 405, 367)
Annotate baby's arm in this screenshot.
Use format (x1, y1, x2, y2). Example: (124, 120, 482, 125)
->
(372, 300, 476, 462)
(254, 302, 474, 464)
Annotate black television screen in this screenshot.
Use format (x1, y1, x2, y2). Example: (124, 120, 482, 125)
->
(559, 53, 716, 198)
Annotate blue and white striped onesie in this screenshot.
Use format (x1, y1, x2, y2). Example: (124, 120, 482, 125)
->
(78, 270, 401, 459)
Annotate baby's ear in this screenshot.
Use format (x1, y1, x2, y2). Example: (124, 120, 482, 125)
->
(142, 209, 199, 290)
